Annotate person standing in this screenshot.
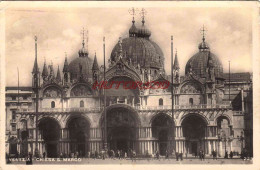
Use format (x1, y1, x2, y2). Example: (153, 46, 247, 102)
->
(230, 151, 233, 159)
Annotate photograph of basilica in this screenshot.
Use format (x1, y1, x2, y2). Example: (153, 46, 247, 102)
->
(5, 6, 253, 163)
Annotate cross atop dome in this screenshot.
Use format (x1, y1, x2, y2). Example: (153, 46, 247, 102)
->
(140, 8, 147, 25)
(79, 27, 89, 57)
(200, 25, 207, 42)
(129, 7, 138, 23)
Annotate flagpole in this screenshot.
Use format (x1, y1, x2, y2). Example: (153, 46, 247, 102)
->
(103, 36, 107, 151)
(34, 35, 39, 157)
(229, 61, 230, 101)
(171, 36, 174, 151)
(17, 67, 19, 110)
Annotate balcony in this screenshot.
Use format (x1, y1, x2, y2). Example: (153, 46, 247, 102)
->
(16, 104, 231, 114)
(135, 104, 232, 111)
(17, 107, 103, 113)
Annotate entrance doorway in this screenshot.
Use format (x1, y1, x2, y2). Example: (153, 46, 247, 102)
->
(106, 107, 137, 153)
(181, 114, 207, 155)
(152, 113, 175, 155)
(67, 116, 90, 157)
(191, 141, 197, 155)
(39, 118, 60, 158)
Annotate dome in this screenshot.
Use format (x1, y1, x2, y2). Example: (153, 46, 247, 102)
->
(110, 37, 164, 69)
(129, 21, 138, 37)
(138, 24, 151, 38)
(185, 51, 223, 79)
(68, 56, 93, 81)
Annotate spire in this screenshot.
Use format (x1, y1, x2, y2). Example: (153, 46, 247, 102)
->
(173, 49, 180, 70)
(92, 52, 99, 71)
(42, 58, 48, 78)
(78, 28, 88, 57)
(201, 25, 206, 42)
(117, 37, 123, 57)
(138, 8, 151, 38)
(199, 25, 209, 51)
(56, 65, 62, 82)
(32, 36, 39, 73)
(129, 7, 138, 37)
(140, 8, 146, 25)
(63, 52, 69, 72)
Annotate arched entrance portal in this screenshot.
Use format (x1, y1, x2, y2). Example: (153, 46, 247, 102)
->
(39, 118, 60, 158)
(152, 113, 175, 155)
(67, 116, 90, 157)
(105, 107, 138, 153)
(181, 114, 207, 155)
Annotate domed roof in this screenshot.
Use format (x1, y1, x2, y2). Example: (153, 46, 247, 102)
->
(68, 56, 93, 80)
(138, 24, 151, 38)
(185, 51, 223, 79)
(129, 21, 138, 37)
(110, 37, 164, 69)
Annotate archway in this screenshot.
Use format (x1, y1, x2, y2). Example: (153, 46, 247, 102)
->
(67, 116, 90, 157)
(151, 113, 174, 155)
(39, 117, 60, 158)
(105, 107, 138, 153)
(181, 114, 207, 155)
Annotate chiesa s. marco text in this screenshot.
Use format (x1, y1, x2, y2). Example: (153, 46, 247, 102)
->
(5, 8, 252, 163)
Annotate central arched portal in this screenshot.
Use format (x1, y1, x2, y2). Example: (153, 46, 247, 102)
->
(151, 113, 175, 155)
(67, 116, 90, 157)
(181, 114, 207, 155)
(105, 107, 138, 153)
(39, 118, 60, 158)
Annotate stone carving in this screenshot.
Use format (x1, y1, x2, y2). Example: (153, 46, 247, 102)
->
(43, 87, 61, 98)
(180, 83, 202, 94)
(71, 85, 92, 96)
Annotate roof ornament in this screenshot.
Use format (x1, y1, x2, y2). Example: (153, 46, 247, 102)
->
(81, 27, 86, 50)
(129, 7, 138, 24)
(200, 25, 207, 42)
(118, 37, 123, 59)
(140, 8, 147, 25)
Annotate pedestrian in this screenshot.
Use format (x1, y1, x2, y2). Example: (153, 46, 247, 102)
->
(224, 151, 228, 159)
(176, 152, 179, 161)
(165, 150, 169, 160)
(195, 151, 197, 158)
(180, 152, 183, 161)
(202, 150, 205, 161)
(230, 151, 233, 159)
(43, 152, 46, 159)
(199, 150, 202, 161)
(156, 150, 159, 160)
(132, 150, 136, 162)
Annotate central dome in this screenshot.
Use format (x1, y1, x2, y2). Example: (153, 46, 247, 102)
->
(110, 20, 164, 69)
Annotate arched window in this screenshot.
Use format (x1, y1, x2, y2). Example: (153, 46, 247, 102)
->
(80, 100, 84, 108)
(189, 98, 193, 105)
(159, 98, 163, 106)
(51, 101, 55, 108)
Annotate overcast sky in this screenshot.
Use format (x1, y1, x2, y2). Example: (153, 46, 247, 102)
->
(6, 7, 252, 86)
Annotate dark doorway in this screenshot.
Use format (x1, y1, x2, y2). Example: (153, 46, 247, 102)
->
(152, 113, 174, 155)
(191, 142, 197, 155)
(181, 115, 207, 154)
(159, 130, 168, 155)
(106, 108, 137, 153)
(39, 118, 60, 158)
(108, 127, 134, 153)
(67, 116, 90, 157)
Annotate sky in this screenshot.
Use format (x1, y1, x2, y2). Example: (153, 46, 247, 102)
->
(6, 7, 253, 86)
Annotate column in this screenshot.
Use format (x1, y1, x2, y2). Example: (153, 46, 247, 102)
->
(213, 141, 216, 151)
(219, 141, 222, 157)
(208, 141, 211, 155)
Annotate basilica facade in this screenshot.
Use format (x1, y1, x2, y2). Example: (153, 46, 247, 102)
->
(6, 15, 252, 158)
